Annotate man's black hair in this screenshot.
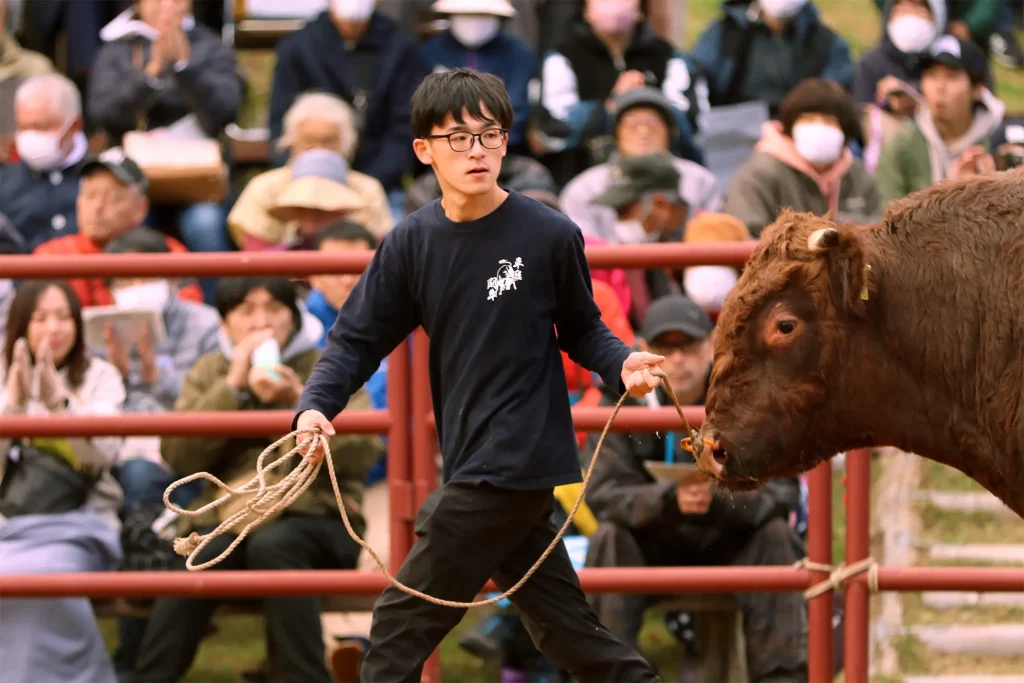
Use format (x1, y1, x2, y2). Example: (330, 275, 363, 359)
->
(215, 277, 302, 331)
(103, 227, 171, 255)
(310, 219, 376, 251)
(410, 68, 514, 139)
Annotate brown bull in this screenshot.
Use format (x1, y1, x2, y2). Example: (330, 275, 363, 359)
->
(694, 169, 1024, 516)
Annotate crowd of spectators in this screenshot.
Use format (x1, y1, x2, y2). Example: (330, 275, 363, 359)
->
(0, 0, 1022, 681)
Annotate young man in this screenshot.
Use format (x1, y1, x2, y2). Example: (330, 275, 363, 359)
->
(294, 68, 664, 681)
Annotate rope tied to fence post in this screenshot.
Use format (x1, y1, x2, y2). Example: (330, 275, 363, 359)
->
(164, 370, 713, 608)
(803, 557, 879, 600)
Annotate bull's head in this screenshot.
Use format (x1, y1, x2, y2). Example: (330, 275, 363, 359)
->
(695, 209, 877, 489)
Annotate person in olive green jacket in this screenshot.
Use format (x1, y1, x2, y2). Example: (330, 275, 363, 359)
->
(875, 35, 1006, 205)
(132, 276, 384, 683)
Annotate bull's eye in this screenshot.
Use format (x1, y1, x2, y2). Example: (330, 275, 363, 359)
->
(777, 320, 796, 334)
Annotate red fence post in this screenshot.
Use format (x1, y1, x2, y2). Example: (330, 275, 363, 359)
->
(844, 448, 872, 682)
(412, 329, 442, 683)
(387, 340, 415, 575)
(807, 461, 834, 682)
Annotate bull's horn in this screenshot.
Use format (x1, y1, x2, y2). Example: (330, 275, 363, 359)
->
(807, 228, 840, 252)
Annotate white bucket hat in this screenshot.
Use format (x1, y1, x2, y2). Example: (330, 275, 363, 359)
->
(431, 0, 516, 17)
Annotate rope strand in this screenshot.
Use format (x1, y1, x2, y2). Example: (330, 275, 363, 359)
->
(164, 371, 703, 607)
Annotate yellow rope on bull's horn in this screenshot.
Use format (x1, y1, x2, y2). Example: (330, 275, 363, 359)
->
(163, 370, 702, 608)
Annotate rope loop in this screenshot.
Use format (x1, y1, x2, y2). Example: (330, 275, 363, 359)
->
(163, 371, 703, 607)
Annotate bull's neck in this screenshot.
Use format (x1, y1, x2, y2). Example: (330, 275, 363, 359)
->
(832, 236, 1023, 514)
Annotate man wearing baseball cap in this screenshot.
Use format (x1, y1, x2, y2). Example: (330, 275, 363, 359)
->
(876, 33, 1006, 203)
(580, 293, 809, 682)
(33, 146, 203, 306)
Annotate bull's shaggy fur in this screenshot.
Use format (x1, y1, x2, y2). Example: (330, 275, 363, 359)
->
(704, 168, 1024, 515)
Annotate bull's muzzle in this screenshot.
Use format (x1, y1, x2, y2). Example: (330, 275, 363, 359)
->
(693, 429, 726, 478)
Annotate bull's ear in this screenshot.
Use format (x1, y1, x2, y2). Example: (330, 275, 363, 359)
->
(823, 229, 875, 319)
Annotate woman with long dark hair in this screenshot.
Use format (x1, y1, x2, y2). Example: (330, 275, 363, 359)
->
(0, 280, 126, 683)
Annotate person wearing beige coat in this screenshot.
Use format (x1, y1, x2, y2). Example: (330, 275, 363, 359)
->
(227, 92, 393, 249)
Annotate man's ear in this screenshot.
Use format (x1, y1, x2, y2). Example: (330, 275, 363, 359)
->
(413, 138, 433, 166)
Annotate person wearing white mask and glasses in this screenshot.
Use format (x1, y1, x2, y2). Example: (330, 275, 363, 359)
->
(422, 0, 536, 151)
(268, 0, 430, 220)
(0, 72, 87, 252)
(724, 77, 882, 238)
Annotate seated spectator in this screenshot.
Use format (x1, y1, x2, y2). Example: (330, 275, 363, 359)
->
(231, 135, 392, 251)
(876, 35, 1006, 203)
(89, 227, 220, 680)
(534, 0, 705, 186)
(582, 294, 807, 682)
(560, 87, 721, 242)
(268, 0, 430, 216)
(854, 0, 946, 171)
(725, 78, 882, 238)
(0, 279, 126, 683)
(590, 152, 691, 326)
(87, 0, 242, 263)
(0, 72, 87, 251)
(0, 0, 54, 164)
(680, 211, 750, 311)
(132, 276, 383, 683)
(873, 0, 1005, 61)
(33, 148, 204, 307)
(691, 0, 853, 118)
(423, 0, 536, 151)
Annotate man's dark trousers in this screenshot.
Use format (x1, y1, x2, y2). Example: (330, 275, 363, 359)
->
(360, 480, 660, 682)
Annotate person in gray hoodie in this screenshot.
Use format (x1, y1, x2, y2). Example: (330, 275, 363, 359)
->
(95, 227, 221, 682)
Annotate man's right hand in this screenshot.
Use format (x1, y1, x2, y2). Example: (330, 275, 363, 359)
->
(296, 410, 335, 464)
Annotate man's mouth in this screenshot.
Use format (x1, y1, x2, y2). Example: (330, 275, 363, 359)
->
(467, 167, 488, 177)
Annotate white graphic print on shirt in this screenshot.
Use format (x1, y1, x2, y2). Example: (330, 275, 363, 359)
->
(486, 257, 523, 301)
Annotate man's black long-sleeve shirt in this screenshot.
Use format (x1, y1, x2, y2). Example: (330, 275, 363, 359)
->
(295, 191, 633, 490)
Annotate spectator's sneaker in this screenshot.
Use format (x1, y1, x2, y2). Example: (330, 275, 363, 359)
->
(330, 639, 365, 683)
(990, 29, 1024, 70)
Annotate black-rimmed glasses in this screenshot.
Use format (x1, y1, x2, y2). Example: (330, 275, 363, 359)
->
(426, 128, 507, 152)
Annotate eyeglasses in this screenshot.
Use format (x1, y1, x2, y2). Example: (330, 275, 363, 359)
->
(426, 128, 507, 152)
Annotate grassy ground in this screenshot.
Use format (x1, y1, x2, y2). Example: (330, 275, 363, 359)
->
(893, 459, 1024, 678)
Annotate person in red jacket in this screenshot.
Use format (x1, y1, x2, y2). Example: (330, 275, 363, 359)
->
(33, 149, 203, 307)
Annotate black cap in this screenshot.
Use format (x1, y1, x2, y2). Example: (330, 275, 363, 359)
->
(613, 86, 676, 131)
(922, 34, 988, 84)
(641, 294, 714, 343)
(592, 152, 681, 210)
(81, 147, 149, 193)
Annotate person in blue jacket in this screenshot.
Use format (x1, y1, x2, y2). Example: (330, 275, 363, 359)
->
(422, 0, 536, 154)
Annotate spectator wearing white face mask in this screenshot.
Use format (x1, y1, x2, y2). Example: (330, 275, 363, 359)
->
(0, 72, 88, 251)
(421, 0, 535, 152)
(724, 78, 882, 238)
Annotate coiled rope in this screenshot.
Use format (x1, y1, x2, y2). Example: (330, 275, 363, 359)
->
(164, 370, 708, 607)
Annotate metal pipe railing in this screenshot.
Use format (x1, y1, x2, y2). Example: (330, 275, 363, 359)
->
(0, 241, 757, 279)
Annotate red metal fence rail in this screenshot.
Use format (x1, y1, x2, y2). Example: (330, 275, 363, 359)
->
(3, 245, 1022, 683)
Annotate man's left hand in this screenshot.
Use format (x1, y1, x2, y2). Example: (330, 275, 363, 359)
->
(620, 351, 666, 397)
